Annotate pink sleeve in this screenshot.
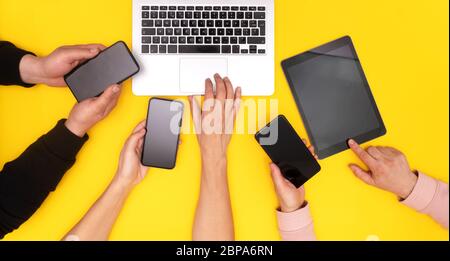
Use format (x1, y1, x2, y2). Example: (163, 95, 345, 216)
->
(401, 172, 449, 229)
(276, 203, 317, 241)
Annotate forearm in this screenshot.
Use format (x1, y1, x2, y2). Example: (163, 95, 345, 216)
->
(277, 204, 317, 241)
(64, 179, 131, 241)
(0, 119, 87, 239)
(401, 172, 449, 229)
(18, 54, 45, 85)
(193, 157, 234, 241)
(0, 41, 35, 87)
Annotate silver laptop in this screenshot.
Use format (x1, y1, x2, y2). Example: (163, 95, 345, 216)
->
(132, 0, 274, 96)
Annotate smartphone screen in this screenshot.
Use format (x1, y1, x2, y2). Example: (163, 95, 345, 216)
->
(141, 98, 184, 169)
(64, 41, 140, 102)
(255, 115, 321, 188)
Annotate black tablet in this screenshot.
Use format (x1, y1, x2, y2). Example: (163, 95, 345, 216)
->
(281, 36, 386, 159)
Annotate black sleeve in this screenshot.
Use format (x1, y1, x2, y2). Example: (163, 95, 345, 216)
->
(0, 120, 88, 238)
(0, 41, 35, 87)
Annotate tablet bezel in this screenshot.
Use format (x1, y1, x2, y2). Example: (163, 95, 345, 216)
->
(281, 36, 386, 159)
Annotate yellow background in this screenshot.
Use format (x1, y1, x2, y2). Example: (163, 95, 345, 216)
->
(0, 0, 448, 241)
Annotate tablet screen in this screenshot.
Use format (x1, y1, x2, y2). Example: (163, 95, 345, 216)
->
(282, 36, 385, 159)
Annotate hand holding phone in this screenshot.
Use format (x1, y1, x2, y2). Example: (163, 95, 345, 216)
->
(269, 163, 307, 213)
(114, 121, 149, 188)
(65, 84, 122, 137)
(255, 115, 321, 188)
(64, 41, 139, 102)
(19, 44, 105, 87)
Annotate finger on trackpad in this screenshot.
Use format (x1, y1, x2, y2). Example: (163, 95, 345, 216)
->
(179, 58, 228, 94)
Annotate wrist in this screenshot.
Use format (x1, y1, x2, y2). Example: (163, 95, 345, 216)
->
(110, 175, 134, 194)
(64, 118, 89, 138)
(398, 171, 418, 199)
(201, 156, 228, 187)
(201, 150, 227, 165)
(19, 54, 45, 84)
(280, 200, 306, 213)
(202, 155, 227, 172)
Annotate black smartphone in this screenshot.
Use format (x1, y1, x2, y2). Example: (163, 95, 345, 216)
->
(64, 41, 140, 102)
(255, 115, 321, 188)
(141, 98, 184, 169)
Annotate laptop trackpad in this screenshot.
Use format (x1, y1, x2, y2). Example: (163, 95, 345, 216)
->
(179, 58, 228, 94)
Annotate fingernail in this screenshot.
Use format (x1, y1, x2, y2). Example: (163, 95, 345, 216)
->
(348, 139, 355, 146)
(90, 48, 98, 53)
(112, 85, 120, 92)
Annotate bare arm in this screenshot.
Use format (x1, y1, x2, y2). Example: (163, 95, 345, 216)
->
(190, 74, 241, 241)
(63, 180, 131, 240)
(193, 156, 233, 240)
(63, 121, 149, 240)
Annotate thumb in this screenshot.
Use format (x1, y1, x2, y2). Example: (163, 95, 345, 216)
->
(61, 47, 100, 63)
(349, 164, 375, 186)
(126, 128, 146, 151)
(95, 84, 121, 108)
(270, 163, 289, 190)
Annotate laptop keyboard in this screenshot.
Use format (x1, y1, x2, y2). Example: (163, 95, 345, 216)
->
(140, 5, 267, 55)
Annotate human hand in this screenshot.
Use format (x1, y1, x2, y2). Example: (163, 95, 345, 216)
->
(270, 140, 317, 213)
(19, 44, 105, 86)
(65, 84, 121, 137)
(188, 74, 241, 164)
(348, 139, 418, 199)
(113, 121, 149, 189)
